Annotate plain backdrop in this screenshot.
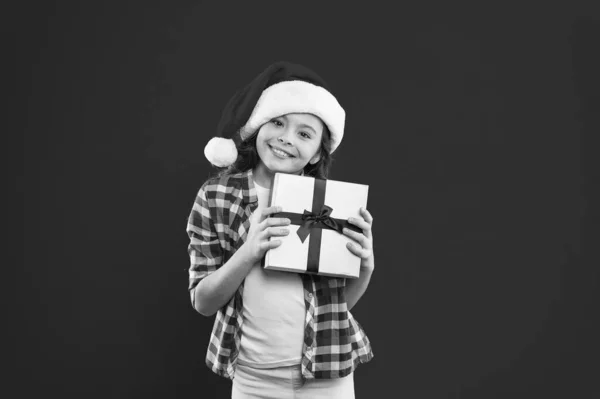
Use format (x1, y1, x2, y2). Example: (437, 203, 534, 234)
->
(13, 1, 600, 398)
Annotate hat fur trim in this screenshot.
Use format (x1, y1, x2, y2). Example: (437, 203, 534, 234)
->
(239, 80, 345, 153)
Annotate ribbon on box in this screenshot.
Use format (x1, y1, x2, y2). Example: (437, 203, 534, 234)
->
(273, 178, 361, 274)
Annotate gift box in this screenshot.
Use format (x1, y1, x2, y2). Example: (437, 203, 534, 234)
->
(263, 172, 369, 279)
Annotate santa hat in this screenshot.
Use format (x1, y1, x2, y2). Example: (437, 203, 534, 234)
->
(204, 61, 346, 167)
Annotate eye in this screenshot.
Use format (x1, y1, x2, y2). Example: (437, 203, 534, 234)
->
(271, 119, 284, 127)
(299, 131, 311, 139)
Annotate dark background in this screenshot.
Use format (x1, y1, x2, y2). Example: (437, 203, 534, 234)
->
(13, 1, 600, 398)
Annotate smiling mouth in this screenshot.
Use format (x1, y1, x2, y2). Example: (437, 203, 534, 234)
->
(269, 144, 295, 158)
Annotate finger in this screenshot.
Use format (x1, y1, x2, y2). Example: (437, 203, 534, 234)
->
(359, 207, 374, 225)
(255, 206, 281, 224)
(346, 241, 368, 258)
(342, 227, 370, 249)
(262, 205, 283, 218)
(347, 216, 371, 233)
(262, 226, 290, 239)
(261, 239, 282, 251)
(269, 240, 282, 249)
(264, 217, 291, 227)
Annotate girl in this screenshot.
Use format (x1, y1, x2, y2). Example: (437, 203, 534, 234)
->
(186, 61, 375, 398)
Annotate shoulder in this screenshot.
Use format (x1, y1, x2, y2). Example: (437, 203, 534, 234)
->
(198, 171, 249, 200)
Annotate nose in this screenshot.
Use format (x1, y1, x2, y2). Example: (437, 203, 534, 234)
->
(277, 129, 294, 145)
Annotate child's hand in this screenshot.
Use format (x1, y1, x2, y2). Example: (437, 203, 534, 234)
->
(343, 207, 375, 272)
(243, 206, 291, 264)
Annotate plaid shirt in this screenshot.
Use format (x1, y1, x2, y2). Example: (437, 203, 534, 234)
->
(186, 168, 373, 380)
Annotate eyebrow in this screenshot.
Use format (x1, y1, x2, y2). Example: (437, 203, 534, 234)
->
(297, 123, 317, 134)
(278, 115, 319, 135)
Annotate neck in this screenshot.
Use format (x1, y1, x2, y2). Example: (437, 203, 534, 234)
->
(252, 163, 275, 189)
(253, 162, 303, 189)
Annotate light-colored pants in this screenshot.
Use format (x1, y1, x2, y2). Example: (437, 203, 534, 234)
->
(231, 363, 355, 399)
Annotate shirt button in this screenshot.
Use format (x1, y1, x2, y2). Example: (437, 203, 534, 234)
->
(307, 293, 313, 299)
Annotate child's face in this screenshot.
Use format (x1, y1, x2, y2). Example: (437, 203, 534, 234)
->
(255, 113, 324, 175)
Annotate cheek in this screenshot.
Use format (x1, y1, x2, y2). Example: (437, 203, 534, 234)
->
(256, 139, 269, 159)
(255, 129, 270, 150)
(257, 124, 275, 138)
(301, 141, 321, 160)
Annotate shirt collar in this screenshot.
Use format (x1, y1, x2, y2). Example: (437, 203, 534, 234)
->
(243, 168, 258, 205)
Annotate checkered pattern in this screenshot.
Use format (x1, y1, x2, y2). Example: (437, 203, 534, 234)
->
(187, 169, 373, 380)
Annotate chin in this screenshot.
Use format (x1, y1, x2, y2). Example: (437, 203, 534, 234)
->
(266, 161, 300, 174)
(258, 155, 301, 174)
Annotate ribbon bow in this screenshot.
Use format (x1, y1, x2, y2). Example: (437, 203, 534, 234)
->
(297, 205, 343, 243)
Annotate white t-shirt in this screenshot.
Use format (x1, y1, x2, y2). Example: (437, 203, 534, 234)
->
(237, 181, 306, 369)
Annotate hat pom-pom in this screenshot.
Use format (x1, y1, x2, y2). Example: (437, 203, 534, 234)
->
(204, 137, 238, 167)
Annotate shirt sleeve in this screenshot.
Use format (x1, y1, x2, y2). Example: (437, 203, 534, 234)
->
(186, 183, 224, 307)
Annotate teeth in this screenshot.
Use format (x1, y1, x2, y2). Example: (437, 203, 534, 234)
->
(271, 147, 291, 157)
